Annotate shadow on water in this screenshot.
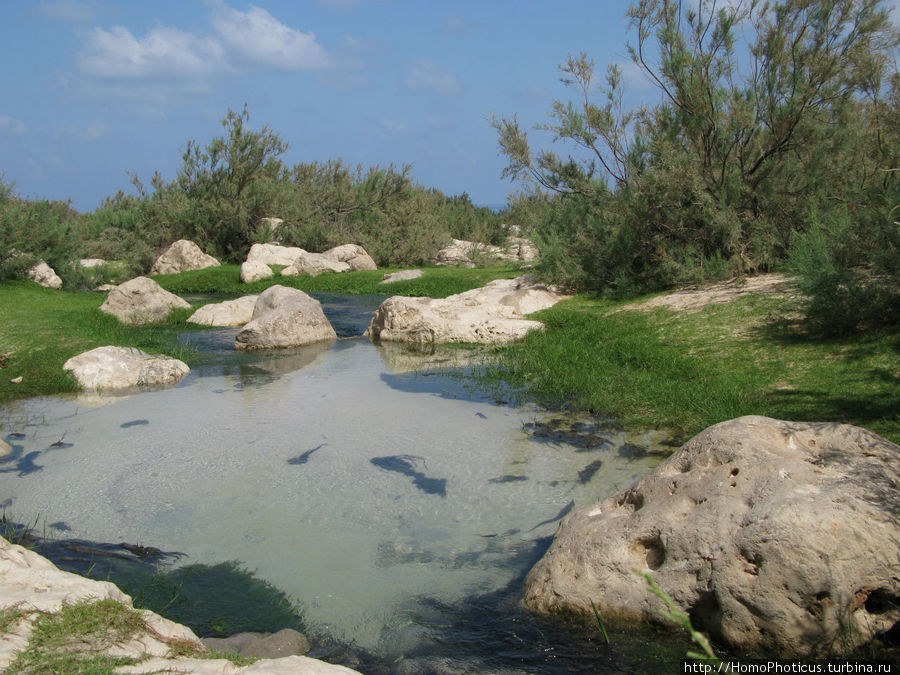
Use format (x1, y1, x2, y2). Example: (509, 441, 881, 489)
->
(370, 455, 448, 497)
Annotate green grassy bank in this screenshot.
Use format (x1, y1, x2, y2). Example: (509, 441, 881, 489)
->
(482, 292, 900, 444)
(2, 269, 898, 445)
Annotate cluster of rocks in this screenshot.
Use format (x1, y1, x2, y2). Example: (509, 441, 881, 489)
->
(524, 415, 900, 658)
(0, 535, 360, 674)
(366, 275, 567, 344)
(430, 236, 538, 268)
(241, 243, 376, 283)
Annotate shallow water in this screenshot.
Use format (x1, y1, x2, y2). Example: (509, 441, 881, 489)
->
(0, 293, 679, 671)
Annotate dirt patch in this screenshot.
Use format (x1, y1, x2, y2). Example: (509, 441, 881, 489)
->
(622, 274, 795, 313)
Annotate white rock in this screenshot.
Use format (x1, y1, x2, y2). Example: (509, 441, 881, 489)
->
(150, 240, 220, 275)
(246, 243, 307, 267)
(63, 346, 189, 391)
(366, 275, 567, 344)
(240, 260, 274, 283)
(380, 270, 423, 284)
(188, 295, 259, 327)
(26, 261, 62, 289)
(235, 286, 337, 350)
(322, 244, 377, 271)
(99, 277, 191, 325)
(79, 258, 107, 268)
(285, 251, 351, 277)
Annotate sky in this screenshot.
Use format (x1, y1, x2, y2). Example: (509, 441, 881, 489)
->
(1, 0, 898, 213)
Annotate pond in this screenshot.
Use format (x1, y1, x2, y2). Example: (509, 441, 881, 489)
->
(0, 293, 691, 672)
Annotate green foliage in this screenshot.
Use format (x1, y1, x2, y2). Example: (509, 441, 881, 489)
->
(0, 177, 83, 288)
(5, 598, 145, 674)
(482, 291, 900, 443)
(493, 0, 900, 304)
(638, 572, 719, 663)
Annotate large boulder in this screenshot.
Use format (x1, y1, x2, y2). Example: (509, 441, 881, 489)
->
(524, 415, 900, 658)
(99, 276, 190, 325)
(63, 346, 189, 391)
(241, 260, 274, 283)
(322, 244, 377, 271)
(150, 240, 220, 275)
(431, 238, 539, 267)
(26, 261, 62, 289)
(366, 275, 566, 344)
(187, 295, 259, 327)
(235, 285, 337, 350)
(246, 243, 307, 267)
(282, 251, 350, 277)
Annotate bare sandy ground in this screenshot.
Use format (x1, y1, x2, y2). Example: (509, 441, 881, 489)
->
(622, 273, 795, 313)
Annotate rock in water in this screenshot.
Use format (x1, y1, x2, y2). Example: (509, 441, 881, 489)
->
(235, 285, 337, 350)
(63, 346, 189, 391)
(99, 276, 191, 325)
(523, 415, 900, 657)
(188, 295, 259, 327)
(365, 275, 566, 345)
(150, 239, 220, 275)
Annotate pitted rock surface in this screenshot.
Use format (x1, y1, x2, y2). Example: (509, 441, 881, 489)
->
(524, 415, 900, 657)
(63, 346, 189, 391)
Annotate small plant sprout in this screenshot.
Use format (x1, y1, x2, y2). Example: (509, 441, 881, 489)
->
(639, 571, 719, 664)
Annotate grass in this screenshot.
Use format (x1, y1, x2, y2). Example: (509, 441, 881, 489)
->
(154, 263, 522, 298)
(0, 597, 258, 673)
(0, 281, 198, 403)
(482, 292, 900, 444)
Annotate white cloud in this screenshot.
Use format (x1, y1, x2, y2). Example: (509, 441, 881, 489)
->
(209, 1, 332, 70)
(0, 116, 26, 135)
(405, 58, 463, 96)
(441, 15, 471, 35)
(78, 25, 226, 81)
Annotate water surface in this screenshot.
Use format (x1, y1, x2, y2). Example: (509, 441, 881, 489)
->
(0, 294, 677, 670)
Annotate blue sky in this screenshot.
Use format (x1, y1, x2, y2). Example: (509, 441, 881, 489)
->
(1, 1, 897, 212)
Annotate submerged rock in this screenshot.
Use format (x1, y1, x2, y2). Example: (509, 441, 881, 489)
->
(235, 285, 337, 350)
(366, 275, 566, 344)
(523, 415, 900, 658)
(63, 346, 189, 391)
(150, 239, 220, 275)
(99, 276, 191, 325)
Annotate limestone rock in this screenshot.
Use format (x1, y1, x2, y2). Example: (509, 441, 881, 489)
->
(235, 285, 337, 350)
(0, 535, 362, 674)
(99, 276, 191, 325)
(366, 275, 566, 344)
(283, 251, 351, 277)
(431, 239, 479, 267)
(79, 258, 107, 268)
(0, 439, 12, 457)
(240, 260, 274, 283)
(188, 295, 259, 327)
(322, 244, 377, 271)
(380, 269, 423, 284)
(63, 346, 189, 391)
(26, 261, 62, 289)
(258, 217, 284, 240)
(151, 240, 220, 275)
(523, 415, 900, 658)
(246, 243, 307, 267)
